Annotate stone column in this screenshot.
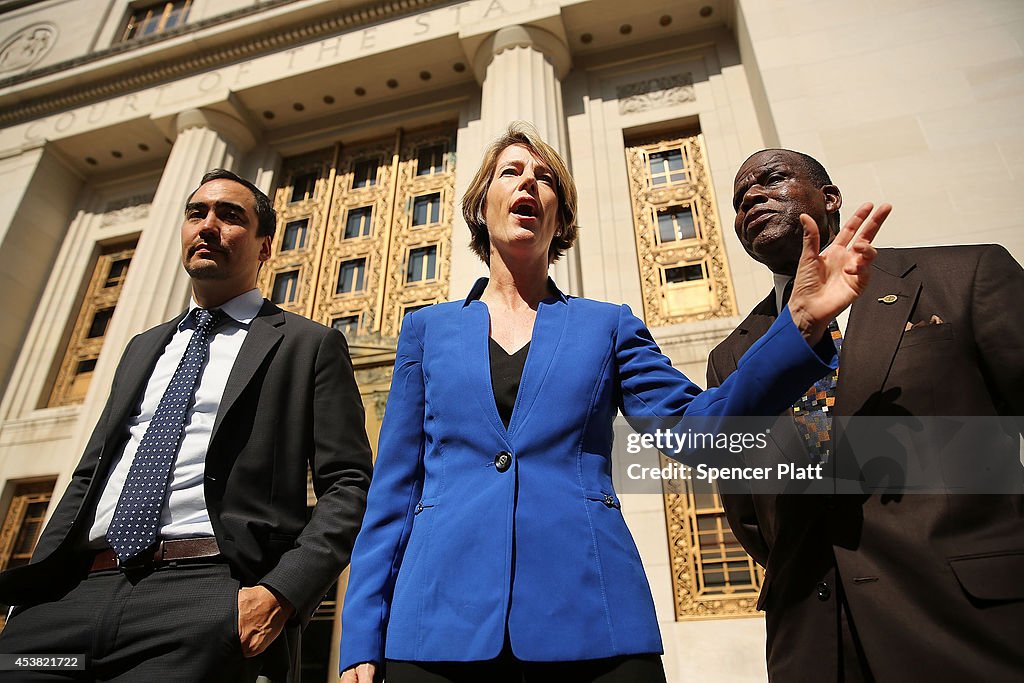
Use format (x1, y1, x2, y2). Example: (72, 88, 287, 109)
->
(473, 25, 580, 294)
(62, 108, 252, 482)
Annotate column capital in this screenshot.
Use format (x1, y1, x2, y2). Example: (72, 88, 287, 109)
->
(472, 24, 571, 84)
(174, 108, 256, 153)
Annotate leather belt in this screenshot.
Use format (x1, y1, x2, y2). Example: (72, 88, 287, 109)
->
(89, 537, 221, 572)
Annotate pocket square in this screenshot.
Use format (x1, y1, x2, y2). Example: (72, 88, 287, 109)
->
(904, 315, 944, 331)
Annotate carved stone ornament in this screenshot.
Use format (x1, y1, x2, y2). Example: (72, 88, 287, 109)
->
(101, 194, 154, 226)
(0, 24, 56, 75)
(617, 73, 695, 115)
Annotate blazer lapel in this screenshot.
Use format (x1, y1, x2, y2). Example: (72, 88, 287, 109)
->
(211, 301, 285, 439)
(459, 299, 509, 440)
(836, 252, 921, 415)
(507, 291, 568, 437)
(727, 292, 777, 371)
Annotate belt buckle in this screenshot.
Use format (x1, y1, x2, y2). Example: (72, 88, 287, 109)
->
(115, 546, 156, 572)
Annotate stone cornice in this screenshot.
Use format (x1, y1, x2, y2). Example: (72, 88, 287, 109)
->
(0, 0, 455, 127)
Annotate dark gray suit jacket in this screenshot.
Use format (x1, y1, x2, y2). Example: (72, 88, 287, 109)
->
(0, 300, 373, 678)
(708, 246, 1024, 682)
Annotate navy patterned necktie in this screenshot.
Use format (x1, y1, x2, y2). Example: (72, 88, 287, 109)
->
(107, 308, 223, 562)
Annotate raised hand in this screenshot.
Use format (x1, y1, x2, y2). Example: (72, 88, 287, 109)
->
(787, 202, 892, 344)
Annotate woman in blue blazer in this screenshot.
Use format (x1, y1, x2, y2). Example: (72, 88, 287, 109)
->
(340, 123, 889, 682)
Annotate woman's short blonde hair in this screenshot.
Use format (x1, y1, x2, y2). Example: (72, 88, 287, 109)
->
(461, 121, 579, 264)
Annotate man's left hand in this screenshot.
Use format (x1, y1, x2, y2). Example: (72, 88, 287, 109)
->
(237, 585, 294, 657)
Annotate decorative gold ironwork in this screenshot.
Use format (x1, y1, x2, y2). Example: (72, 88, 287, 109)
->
(661, 456, 763, 619)
(625, 133, 736, 326)
(0, 479, 56, 571)
(260, 125, 455, 339)
(48, 242, 137, 407)
(379, 128, 455, 337)
(260, 148, 338, 319)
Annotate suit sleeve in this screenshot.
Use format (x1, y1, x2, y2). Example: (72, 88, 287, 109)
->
(616, 303, 836, 419)
(338, 315, 426, 671)
(706, 348, 771, 567)
(972, 245, 1024, 427)
(259, 328, 373, 620)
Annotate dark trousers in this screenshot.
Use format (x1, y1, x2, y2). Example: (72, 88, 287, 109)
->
(386, 647, 666, 683)
(0, 561, 261, 682)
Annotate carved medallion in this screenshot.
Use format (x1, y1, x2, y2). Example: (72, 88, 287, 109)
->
(0, 24, 56, 75)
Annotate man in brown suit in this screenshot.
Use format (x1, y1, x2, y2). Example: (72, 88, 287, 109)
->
(708, 149, 1024, 681)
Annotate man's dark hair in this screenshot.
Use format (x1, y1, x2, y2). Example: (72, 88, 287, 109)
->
(789, 150, 832, 188)
(186, 169, 277, 238)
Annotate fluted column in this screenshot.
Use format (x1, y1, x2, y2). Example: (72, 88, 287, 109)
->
(62, 108, 251, 482)
(473, 25, 580, 293)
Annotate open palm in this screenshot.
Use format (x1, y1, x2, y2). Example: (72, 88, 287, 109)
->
(788, 202, 892, 344)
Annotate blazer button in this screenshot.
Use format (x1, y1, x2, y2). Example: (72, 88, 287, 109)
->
(494, 450, 513, 472)
(816, 581, 831, 601)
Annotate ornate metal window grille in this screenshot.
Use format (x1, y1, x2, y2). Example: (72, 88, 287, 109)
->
(625, 133, 736, 325)
(662, 468, 763, 619)
(48, 242, 136, 407)
(258, 125, 455, 338)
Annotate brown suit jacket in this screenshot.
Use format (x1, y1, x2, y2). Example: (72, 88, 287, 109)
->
(708, 246, 1024, 682)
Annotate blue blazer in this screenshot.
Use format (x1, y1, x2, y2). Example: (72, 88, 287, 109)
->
(339, 279, 833, 667)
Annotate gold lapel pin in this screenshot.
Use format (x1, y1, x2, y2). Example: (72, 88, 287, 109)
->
(878, 294, 899, 304)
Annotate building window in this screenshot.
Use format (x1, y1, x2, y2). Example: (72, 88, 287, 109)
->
(352, 159, 379, 189)
(656, 205, 698, 244)
(281, 219, 309, 252)
(625, 133, 736, 325)
(271, 270, 300, 305)
(119, 0, 191, 42)
(406, 246, 437, 284)
(48, 242, 136, 407)
(661, 261, 712, 317)
(411, 193, 441, 227)
(647, 148, 689, 186)
(0, 479, 56, 572)
(403, 303, 431, 318)
(416, 144, 446, 176)
(86, 307, 115, 339)
(104, 257, 131, 287)
(664, 263, 705, 284)
(663, 473, 762, 619)
(336, 258, 367, 294)
(344, 207, 373, 240)
(331, 315, 360, 338)
(290, 171, 319, 204)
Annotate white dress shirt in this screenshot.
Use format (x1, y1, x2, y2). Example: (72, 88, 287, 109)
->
(88, 288, 265, 547)
(774, 273, 850, 339)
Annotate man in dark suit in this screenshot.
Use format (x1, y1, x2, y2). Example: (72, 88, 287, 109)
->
(0, 169, 373, 681)
(708, 149, 1024, 681)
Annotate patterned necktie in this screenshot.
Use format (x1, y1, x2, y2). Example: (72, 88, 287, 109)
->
(792, 320, 842, 464)
(107, 308, 223, 562)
